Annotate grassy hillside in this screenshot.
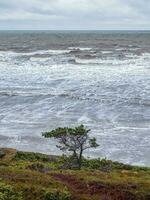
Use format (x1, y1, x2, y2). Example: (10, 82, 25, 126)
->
(0, 148, 150, 200)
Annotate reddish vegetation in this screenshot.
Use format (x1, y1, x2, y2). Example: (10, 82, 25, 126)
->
(53, 173, 137, 200)
(1, 149, 150, 200)
(53, 174, 87, 197)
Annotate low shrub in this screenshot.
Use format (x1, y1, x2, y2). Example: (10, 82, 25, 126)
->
(0, 182, 23, 200)
(15, 152, 49, 162)
(82, 158, 135, 171)
(44, 190, 71, 200)
(27, 162, 51, 173)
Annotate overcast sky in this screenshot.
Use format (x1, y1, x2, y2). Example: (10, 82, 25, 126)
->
(0, 0, 150, 30)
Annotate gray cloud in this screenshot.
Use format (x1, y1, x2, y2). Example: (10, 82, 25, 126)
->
(0, 0, 149, 30)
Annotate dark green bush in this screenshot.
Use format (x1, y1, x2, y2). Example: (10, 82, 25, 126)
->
(15, 152, 49, 162)
(82, 158, 136, 171)
(0, 182, 23, 200)
(44, 190, 70, 200)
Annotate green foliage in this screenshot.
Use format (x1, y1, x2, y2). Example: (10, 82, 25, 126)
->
(26, 162, 54, 173)
(82, 158, 137, 171)
(82, 157, 150, 172)
(89, 137, 99, 148)
(59, 154, 82, 169)
(1, 148, 150, 200)
(44, 189, 70, 200)
(27, 162, 46, 171)
(42, 125, 99, 169)
(15, 152, 49, 162)
(43, 125, 90, 138)
(0, 182, 23, 200)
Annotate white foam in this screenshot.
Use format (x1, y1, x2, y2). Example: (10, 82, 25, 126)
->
(1, 48, 150, 165)
(0, 49, 70, 58)
(68, 47, 92, 51)
(78, 115, 92, 123)
(75, 52, 150, 67)
(30, 57, 51, 62)
(101, 50, 112, 54)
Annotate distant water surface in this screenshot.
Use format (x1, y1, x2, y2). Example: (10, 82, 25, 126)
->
(0, 31, 150, 166)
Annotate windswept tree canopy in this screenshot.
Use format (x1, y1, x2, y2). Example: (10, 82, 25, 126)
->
(42, 125, 99, 169)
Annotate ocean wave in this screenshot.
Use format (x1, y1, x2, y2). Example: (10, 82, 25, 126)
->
(0, 49, 71, 58)
(1, 49, 150, 66)
(0, 90, 130, 104)
(74, 57, 124, 65)
(73, 52, 150, 65)
(0, 48, 93, 58)
(68, 47, 92, 51)
(0, 90, 54, 97)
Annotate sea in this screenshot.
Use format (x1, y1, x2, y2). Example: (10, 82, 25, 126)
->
(0, 30, 150, 166)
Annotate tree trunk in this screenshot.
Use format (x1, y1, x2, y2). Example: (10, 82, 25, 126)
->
(78, 148, 83, 170)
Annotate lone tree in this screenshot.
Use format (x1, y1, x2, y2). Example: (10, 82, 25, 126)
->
(42, 125, 99, 169)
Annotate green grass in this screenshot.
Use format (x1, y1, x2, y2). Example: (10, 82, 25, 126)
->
(0, 148, 150, 200)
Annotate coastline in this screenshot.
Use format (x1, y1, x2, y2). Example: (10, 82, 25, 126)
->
(0, 148, 150, 200)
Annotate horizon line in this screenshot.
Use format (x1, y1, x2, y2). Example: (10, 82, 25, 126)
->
(0, 29, 150, 31)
